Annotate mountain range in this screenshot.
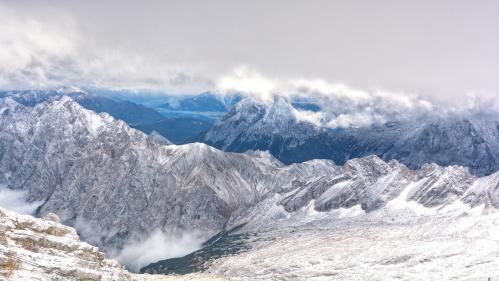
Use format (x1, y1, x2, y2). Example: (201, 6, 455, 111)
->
(201, 97, 499, 176)
(0, 90, 211, 144)
(0, 95, 499, 280)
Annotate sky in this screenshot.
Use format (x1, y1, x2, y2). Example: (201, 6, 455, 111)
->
(1, 0, 498, 110)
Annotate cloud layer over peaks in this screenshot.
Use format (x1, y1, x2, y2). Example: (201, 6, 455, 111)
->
(216, 67, 437, 128)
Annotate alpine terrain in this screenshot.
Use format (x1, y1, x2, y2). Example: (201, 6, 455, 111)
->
(202, 97, 499, 176)
(1, 96, 499, 280)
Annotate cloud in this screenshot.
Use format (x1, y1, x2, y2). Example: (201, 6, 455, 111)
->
(0, 185, 43, 215)
(74, 218, 205, 272)
(1, 1, 497, 124)
(216, 68, 441, 128)
(1, 0, 498, 101)
(217, 66, 278, 103)
(292, 109, 325, 126)
(115, 229, 204, 272)
(217, 67, 499, 128)
(0, 2, 212, 94)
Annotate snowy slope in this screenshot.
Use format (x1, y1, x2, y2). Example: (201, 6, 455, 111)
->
(208, 211, 499, 281)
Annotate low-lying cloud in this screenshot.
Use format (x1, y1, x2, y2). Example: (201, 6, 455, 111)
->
(216, 67, 432, 128)
(216, 67, 499, 129)
(115, 229, 204, 272)
(0, 185, 43, 215)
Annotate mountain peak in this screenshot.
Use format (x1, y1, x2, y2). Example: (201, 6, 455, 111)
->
(263, 97, 295, 123)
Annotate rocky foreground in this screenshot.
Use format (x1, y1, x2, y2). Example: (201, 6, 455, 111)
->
(0, 207, 225, 281)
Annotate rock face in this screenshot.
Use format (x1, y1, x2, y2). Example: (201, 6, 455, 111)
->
(147, 131, 173, 146)
(0, 207, 132, 280)
(202, 97, 499, 176)
(0, 207, 225, 281)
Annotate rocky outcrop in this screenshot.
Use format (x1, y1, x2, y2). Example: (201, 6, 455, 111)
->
(0, 207, 226, 280)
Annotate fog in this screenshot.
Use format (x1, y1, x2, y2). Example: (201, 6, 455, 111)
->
(0, 185, 43, 215)
(115, 229, 204, 272)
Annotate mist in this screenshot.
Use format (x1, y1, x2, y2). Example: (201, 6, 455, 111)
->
(115, 229, 204, 272)
(0, 185, 43, 215)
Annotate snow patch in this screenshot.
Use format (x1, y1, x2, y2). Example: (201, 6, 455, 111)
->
(386, 182, 435, 216)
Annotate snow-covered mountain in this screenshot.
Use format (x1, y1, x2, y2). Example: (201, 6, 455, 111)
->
(203, 98, 322, 156)
(0, 96, 282, 254)
(145, 156, 499, 279)
(202, 97, 499, 176)
(2, 96, 499, 279)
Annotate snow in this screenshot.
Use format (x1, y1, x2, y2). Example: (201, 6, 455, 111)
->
(209, 210, 499, 280)
(3, 94, 499, 280)
(385, 182, 435, 216)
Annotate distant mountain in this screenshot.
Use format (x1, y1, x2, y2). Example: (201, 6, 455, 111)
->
(0, 89, 211, 144)
(201, 97, 499, 175)
(159, 92, 242, 113)
(73, 94, 165, 126)
(134, 118, 211, 144)
(291, 101, 321, 111)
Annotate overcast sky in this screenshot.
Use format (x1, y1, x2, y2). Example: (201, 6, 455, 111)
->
(1, 0, 498, 106)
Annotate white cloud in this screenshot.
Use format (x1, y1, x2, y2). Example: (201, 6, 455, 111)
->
(327, 112, 386, 129)
(216, 66, 278, 103)
(216, 68, 442, 128)
(0, 3, 211, 94)
(1, 1, 497, 125)
(292, 109, 325, 127)
(0, 185, 43, 215)
(115, 229, 204, 272)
